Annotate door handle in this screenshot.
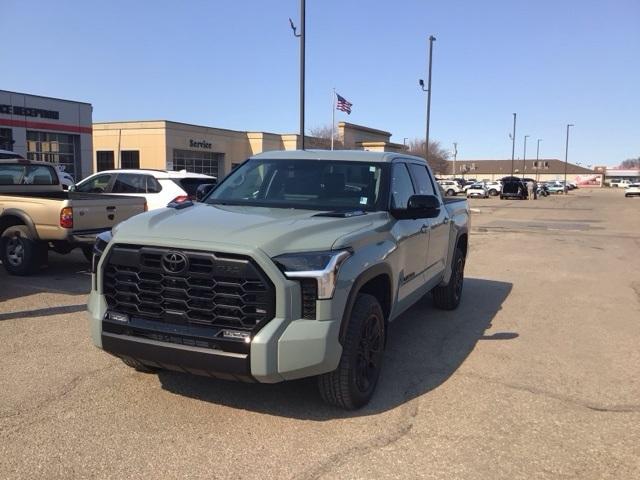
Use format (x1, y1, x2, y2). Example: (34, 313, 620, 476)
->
(106, 206, 116, 211)
(421, 224, 429, 233)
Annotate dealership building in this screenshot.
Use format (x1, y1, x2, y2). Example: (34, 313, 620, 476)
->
(0, 90, 93, 180)
(92, 120, 404, 178)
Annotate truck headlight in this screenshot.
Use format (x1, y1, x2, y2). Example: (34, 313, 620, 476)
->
(273, 250, 351, 300)
(92, 230, 112, 275)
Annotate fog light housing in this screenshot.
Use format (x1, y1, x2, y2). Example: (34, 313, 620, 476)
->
(221, 329, 251, 343)
(106, 311, 129, 323)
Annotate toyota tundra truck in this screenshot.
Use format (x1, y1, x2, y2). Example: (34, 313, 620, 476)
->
(0, 157, 147, 275)
(88, 150, 469, 409)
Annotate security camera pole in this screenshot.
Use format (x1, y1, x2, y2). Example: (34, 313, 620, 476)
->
(535, 138, 542, 182)
(522, 134, 529, 179)
(289, 0, 305, 149)
(564, 123, 574, 193)
(453, 142, 458, 178)
(419, 35, 436, 163)
(510, 113, 517, 177)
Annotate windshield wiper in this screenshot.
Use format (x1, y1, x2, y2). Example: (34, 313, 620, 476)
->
(313, 209, 367, 218)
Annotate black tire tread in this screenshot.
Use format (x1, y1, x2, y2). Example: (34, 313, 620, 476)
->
(121, 357, 157, 373)
(318, 293, 383, 410)
(432, 247, 465, 310)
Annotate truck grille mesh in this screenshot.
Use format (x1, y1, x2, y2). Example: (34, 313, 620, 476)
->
(103, 245, 275, 332)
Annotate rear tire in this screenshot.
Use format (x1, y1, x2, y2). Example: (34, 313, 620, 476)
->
(432, 247, 466, 310)
(318, 294, 385, 410)
(121, 357, 158, 373)
(0, 225, 46, 276)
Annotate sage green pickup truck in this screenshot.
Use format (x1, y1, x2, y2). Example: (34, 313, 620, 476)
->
(0, 158, 146, 275)
(88, 150, 469, 409)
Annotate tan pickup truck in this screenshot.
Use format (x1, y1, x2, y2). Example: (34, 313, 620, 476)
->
(0, 157, 146, 275)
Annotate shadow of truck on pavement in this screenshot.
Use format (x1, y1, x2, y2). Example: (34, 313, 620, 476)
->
(157, 277, 514, 418)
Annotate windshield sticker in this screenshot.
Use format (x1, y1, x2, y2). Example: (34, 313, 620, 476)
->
(360, 197, 368, 205)
(369, 166, 376, 172)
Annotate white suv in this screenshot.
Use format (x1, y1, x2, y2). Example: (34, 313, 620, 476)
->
(73, 169, 216, 210)
(624, 183, 640, 197)
(438, 180, 463, 196)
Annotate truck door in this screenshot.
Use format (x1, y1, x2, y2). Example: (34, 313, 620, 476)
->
(389, 163, 429, 311)
(407, 163, 449, 278)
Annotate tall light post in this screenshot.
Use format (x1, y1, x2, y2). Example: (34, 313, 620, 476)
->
(535, 138, 542, 182)
(564, 124, 574, 193)
(453, 142, 458, 179)
(403, 137, 408, 149)
(289, 0, 305, 149)
(510, 113, 517, 177)
(522, 134, 530, 179)
(419, 35, 436, 163)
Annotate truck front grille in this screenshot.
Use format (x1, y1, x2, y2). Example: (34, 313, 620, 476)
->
(103, 245, 275, 333)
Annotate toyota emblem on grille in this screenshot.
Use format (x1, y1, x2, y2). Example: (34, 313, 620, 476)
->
(162, 251, 188, 274)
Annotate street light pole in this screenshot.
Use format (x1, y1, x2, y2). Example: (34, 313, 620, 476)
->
(564, 123, 574, 193)
(535, 138, 542, 182)
(510, 113, 517, 177)
(522, 134, 529, 179)
(419, 35, 436, 163)
(289, 1, 305, 149)
(453, 142, 458, 179)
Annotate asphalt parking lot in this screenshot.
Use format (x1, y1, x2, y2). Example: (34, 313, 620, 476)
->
(1, 188, 639, 479)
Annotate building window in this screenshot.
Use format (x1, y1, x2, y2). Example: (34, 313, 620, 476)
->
(0, 128, 13, 151)
(172, 149, 223, 177)
(121, 150, 140, 169)
(26, 131, 80, 179)
(96, 151, 114, 172)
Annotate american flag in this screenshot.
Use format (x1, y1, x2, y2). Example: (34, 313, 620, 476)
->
(336, 93, 353, 114)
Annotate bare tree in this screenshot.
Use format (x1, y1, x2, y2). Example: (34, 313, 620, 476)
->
(406, 138, 450, 174)
(308, 125, 336, 141)
(620, 157, 640, 169)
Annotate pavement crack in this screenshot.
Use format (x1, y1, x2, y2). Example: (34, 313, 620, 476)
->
(461, 372, 640, 413)
(296, 390, 420, 480)
(0, 363, 116, 436)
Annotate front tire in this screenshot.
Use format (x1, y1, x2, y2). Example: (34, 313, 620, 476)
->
(120, 357, 159, 373)
(446, 189, 455, 196)
(432, 247, 466, 310)
(318, 294, 385, 410)
(0, 225, 46, 275)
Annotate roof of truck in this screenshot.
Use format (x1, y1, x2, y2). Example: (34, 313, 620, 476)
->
(251, 149, 425, 163)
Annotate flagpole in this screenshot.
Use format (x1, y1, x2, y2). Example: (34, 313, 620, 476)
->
(331, 88, 335, 150)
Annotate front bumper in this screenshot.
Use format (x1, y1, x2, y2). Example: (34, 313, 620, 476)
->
(69, 228, 111, 245)
(87, 241, 345, 383)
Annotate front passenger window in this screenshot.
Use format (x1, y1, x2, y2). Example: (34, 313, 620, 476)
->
(76, 174, 112, 193)
(390, 164, 415, 209)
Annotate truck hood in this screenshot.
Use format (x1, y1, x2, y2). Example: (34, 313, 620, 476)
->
(113, 203, 386, 257)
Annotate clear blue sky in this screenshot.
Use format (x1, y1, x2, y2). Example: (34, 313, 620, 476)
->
(3, 0, 638, 166)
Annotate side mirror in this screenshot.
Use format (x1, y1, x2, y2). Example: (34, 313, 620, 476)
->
(392, 194, 440, 219)
(195, 183, 216, 202)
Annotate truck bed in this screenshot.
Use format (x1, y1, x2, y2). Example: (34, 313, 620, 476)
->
(0, 191, 136, 201)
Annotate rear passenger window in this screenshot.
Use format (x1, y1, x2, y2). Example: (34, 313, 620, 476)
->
(112, 174, 147, 194)
(408, 164, 436, 196)
(146, 176, 162, 193)
(390, 164, 415, 209)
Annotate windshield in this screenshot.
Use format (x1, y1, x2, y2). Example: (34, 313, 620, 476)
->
(206, 159, 387, 211)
